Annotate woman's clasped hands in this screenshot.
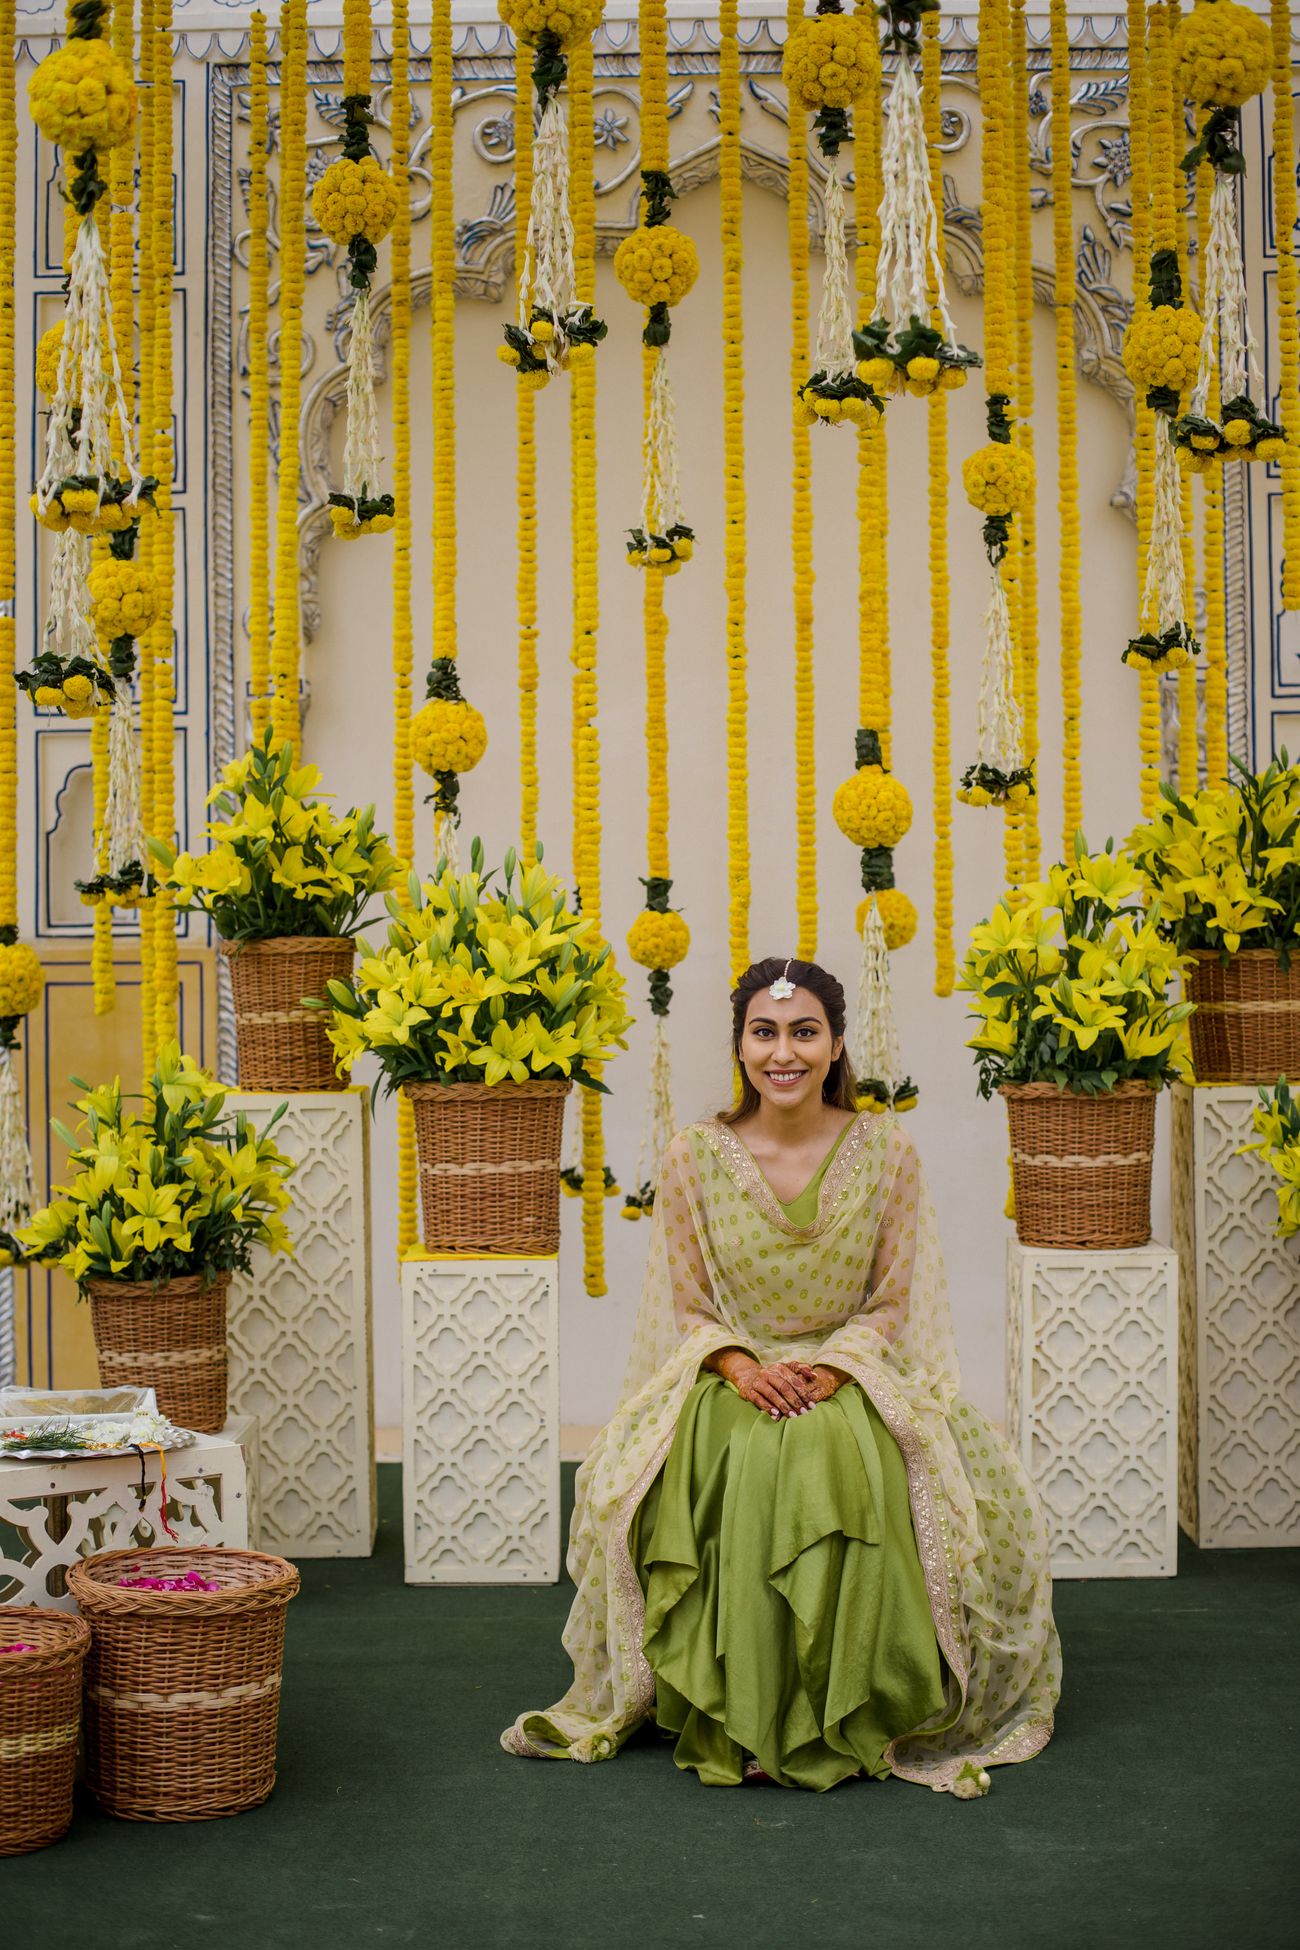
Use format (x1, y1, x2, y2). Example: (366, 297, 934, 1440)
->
(731, 1357, 842, 1420)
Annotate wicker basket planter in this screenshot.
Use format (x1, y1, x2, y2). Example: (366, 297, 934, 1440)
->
(404, 1077, 572, 1253)
(67, 1546, 300, 1823)
(1000, 1080, 1158, 1249)
(1184, 950, 1300, 1083)
(86, 1273, 230, 1435)
(0, 1609, 90, 1855)
(221, 935, 355, 1091)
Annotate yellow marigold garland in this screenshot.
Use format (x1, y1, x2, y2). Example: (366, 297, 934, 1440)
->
(247, 13, 271, 736)
(788, 0, 816, 961)
(390, 0, 417, 1256)
(1196, 154, 1228, 783)
(1167, 0, 1199, 793)
(1050, 0, 1083, 853)
(515, 31, 539, 858)
(1125, 0, 1160, 815)
(922, 6, 954, 996)
(1272, 0, 1300, 610)
(270, 0, 307, 756)
(135, 0, 157, 1048)
(720, 0, 749, 984)
(146, 0, 178, 1056)
(1008, 0, 1038, 881)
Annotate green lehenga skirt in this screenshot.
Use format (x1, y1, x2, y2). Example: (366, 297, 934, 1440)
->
(628, 1371, 949, 1790)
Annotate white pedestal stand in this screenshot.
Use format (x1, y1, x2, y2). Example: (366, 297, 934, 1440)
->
(1171, 1082, 1300, 1547)
(0, 1415, 258, 1611)
(226, 1090, 376, 1558)
(401, 1253, 560, 1584)
(1007, 1242, 1179, 1577)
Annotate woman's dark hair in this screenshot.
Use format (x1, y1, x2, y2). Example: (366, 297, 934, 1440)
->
(717, 957, 858, 1123)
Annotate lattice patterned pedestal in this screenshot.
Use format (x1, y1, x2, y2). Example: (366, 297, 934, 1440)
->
(0, 1415, 257, 1611)
(227, 1090, 376, 1559)
(1007, 1243, 1178, 1578)
(402, 1254, 559, 1585)
(1171, 1083, 1300, 1547)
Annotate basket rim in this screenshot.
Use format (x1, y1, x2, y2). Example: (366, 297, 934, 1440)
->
(219, 934, 357, 959)
(67, 1546, 300, 1612)
(0, 1609, 91, 1664)
(403, 1076, 575, 1103)
(997, 1078, 1159, 1100)
(83, 1270, 231, 1303)
(1185, 946, 1300, 967)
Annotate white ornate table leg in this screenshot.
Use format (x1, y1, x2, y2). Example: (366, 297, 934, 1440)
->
(1008, 1242, 1179, 1577)
(401, 1254, 560, 1584)
(227, 1090, 376, 1558)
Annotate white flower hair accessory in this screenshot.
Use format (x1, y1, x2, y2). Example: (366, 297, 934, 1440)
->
(768, 959, 796, 1001)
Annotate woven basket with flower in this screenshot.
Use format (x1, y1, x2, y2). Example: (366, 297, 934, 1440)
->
(19, 1045, 294, 1432)
(959, 838, 1193, 1247)
(0, 1609, 90, 1855)
(151, 730, 403, 1090)
(323, 840, 632, 1251)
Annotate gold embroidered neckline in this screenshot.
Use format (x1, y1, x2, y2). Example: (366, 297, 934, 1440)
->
(698, 1111, 883, 1236)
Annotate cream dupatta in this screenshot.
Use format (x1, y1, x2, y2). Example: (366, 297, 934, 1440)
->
(501, 1112, 1062, 1790)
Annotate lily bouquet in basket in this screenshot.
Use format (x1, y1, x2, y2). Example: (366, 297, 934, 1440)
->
(958, 837, 1194, 1097)
(1125, 755, 1300, 961)
(149, 729, 404, 944)
(18, 1043, 294, 1289)
(321, 841, 633, 1095)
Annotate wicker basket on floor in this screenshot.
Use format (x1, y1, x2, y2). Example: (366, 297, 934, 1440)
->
(1185, 950, 1300, 1083)
(221, 935, 354, 1091)
(1000, 1080, 1157, 1249)
(86, 1273, 230, 1435)
(67, 1546, 300, 1823)
(0, 1609, 90, 1855)
(404, 1077, 572, 1252)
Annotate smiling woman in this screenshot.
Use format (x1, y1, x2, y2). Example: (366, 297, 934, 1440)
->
(503, 956, 1061, 1795)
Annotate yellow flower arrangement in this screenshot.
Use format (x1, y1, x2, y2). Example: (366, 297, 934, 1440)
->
(782, 8, 876, 111)
(35, 323, 66, 399)
(1122, 295, 1204, 407)
(310, 156, 399, 249)
(151, 729, 402, 945)
(0, 941, 45, 1019)
(497, 0, 603, 51)
(962, 439, 1035, 517)
(19, 1044, 294, 1290)
(613, 225, 698, 308)
(323, 842, 632, 1094)
(1242, 1079, 1300, 1238)
(86, 557, 160, 641)
(1125, 754, 1300, 956)
(1173, 0, 1271, 108)
(855, 887, 917, 950)
(626, 906, 690, 969)
(832, 763, 913, 849)
(410, 694, 488, 779)
(720, 0, 748, 982)
(29, 483, 140, 536)
(959, 835, 1193, 1095)
(28, 34, 137, 155)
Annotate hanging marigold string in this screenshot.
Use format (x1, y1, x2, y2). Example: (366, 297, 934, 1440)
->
(0, 0, 39, 1261)
(1271, 0, 1299, 611)
(1126, 0, 1160, 813)
(1165, 0, 1198, 793)
(786, 0, 817, 961)
(515, 30, 539, 860)
(269, 0, 307, 755)
(1196, 152, 1228, 783)
(147, 0, 178, 1056)
(390, 0, 417, 1259)
(569, 33, 607, 1295)
(1050, 0, 1082, 852)
(1008, 0, 1038, 882)
(134, 0, 157, 1045)
(720, 0, 749, 984)
(412, 0, 483, 864)
(921, 6, 954, 996)
(247, 12, 271, 737)
(959, 0, 1033, 821)
(312, 0, 397, 539)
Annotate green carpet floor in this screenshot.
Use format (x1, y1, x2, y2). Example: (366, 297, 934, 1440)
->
(4, 1463, 1297, 1950)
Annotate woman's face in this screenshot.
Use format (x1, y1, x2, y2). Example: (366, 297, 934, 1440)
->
(738, 985, 844, 1113)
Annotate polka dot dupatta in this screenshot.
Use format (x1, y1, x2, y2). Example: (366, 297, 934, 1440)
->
(500, 1113, 1062, 1791)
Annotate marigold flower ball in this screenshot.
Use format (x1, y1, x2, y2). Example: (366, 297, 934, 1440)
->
(496, 0, 604, 51)
(962, 441, 1035, 517)
(329, 506, 395, 539)
(33, 685, 64, 708)
(29, 487, 134, 537)
(855, 888, 917, 950)
(856, 355, 899, 395)
(626, 908, 690, 970)
(86, 558, 160, 639)
(311, 157, 400, 247)
(35, 324, 66, 399)
(1255, 435, 1287, 463)
(411, 696, 488, 778)
(1122, 304, 1203, 397)
(613, 225, 699, 309)
(29, 39, 138, 155)
(1221, 417, 1254, 448)
(0, 942, 46, 1019)
(783, 13, 876, 112)
(1173, 0, 1271, 107)
(60, 674, 99, 718)
(832, 766, 913, 849)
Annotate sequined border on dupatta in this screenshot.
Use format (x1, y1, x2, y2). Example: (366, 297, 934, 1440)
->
(698, 1111, 886, 1238)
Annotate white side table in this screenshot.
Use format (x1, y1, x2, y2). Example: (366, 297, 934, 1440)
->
(0, 1415, 258, 1611)
(1008, 1242, 1179, 1577)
